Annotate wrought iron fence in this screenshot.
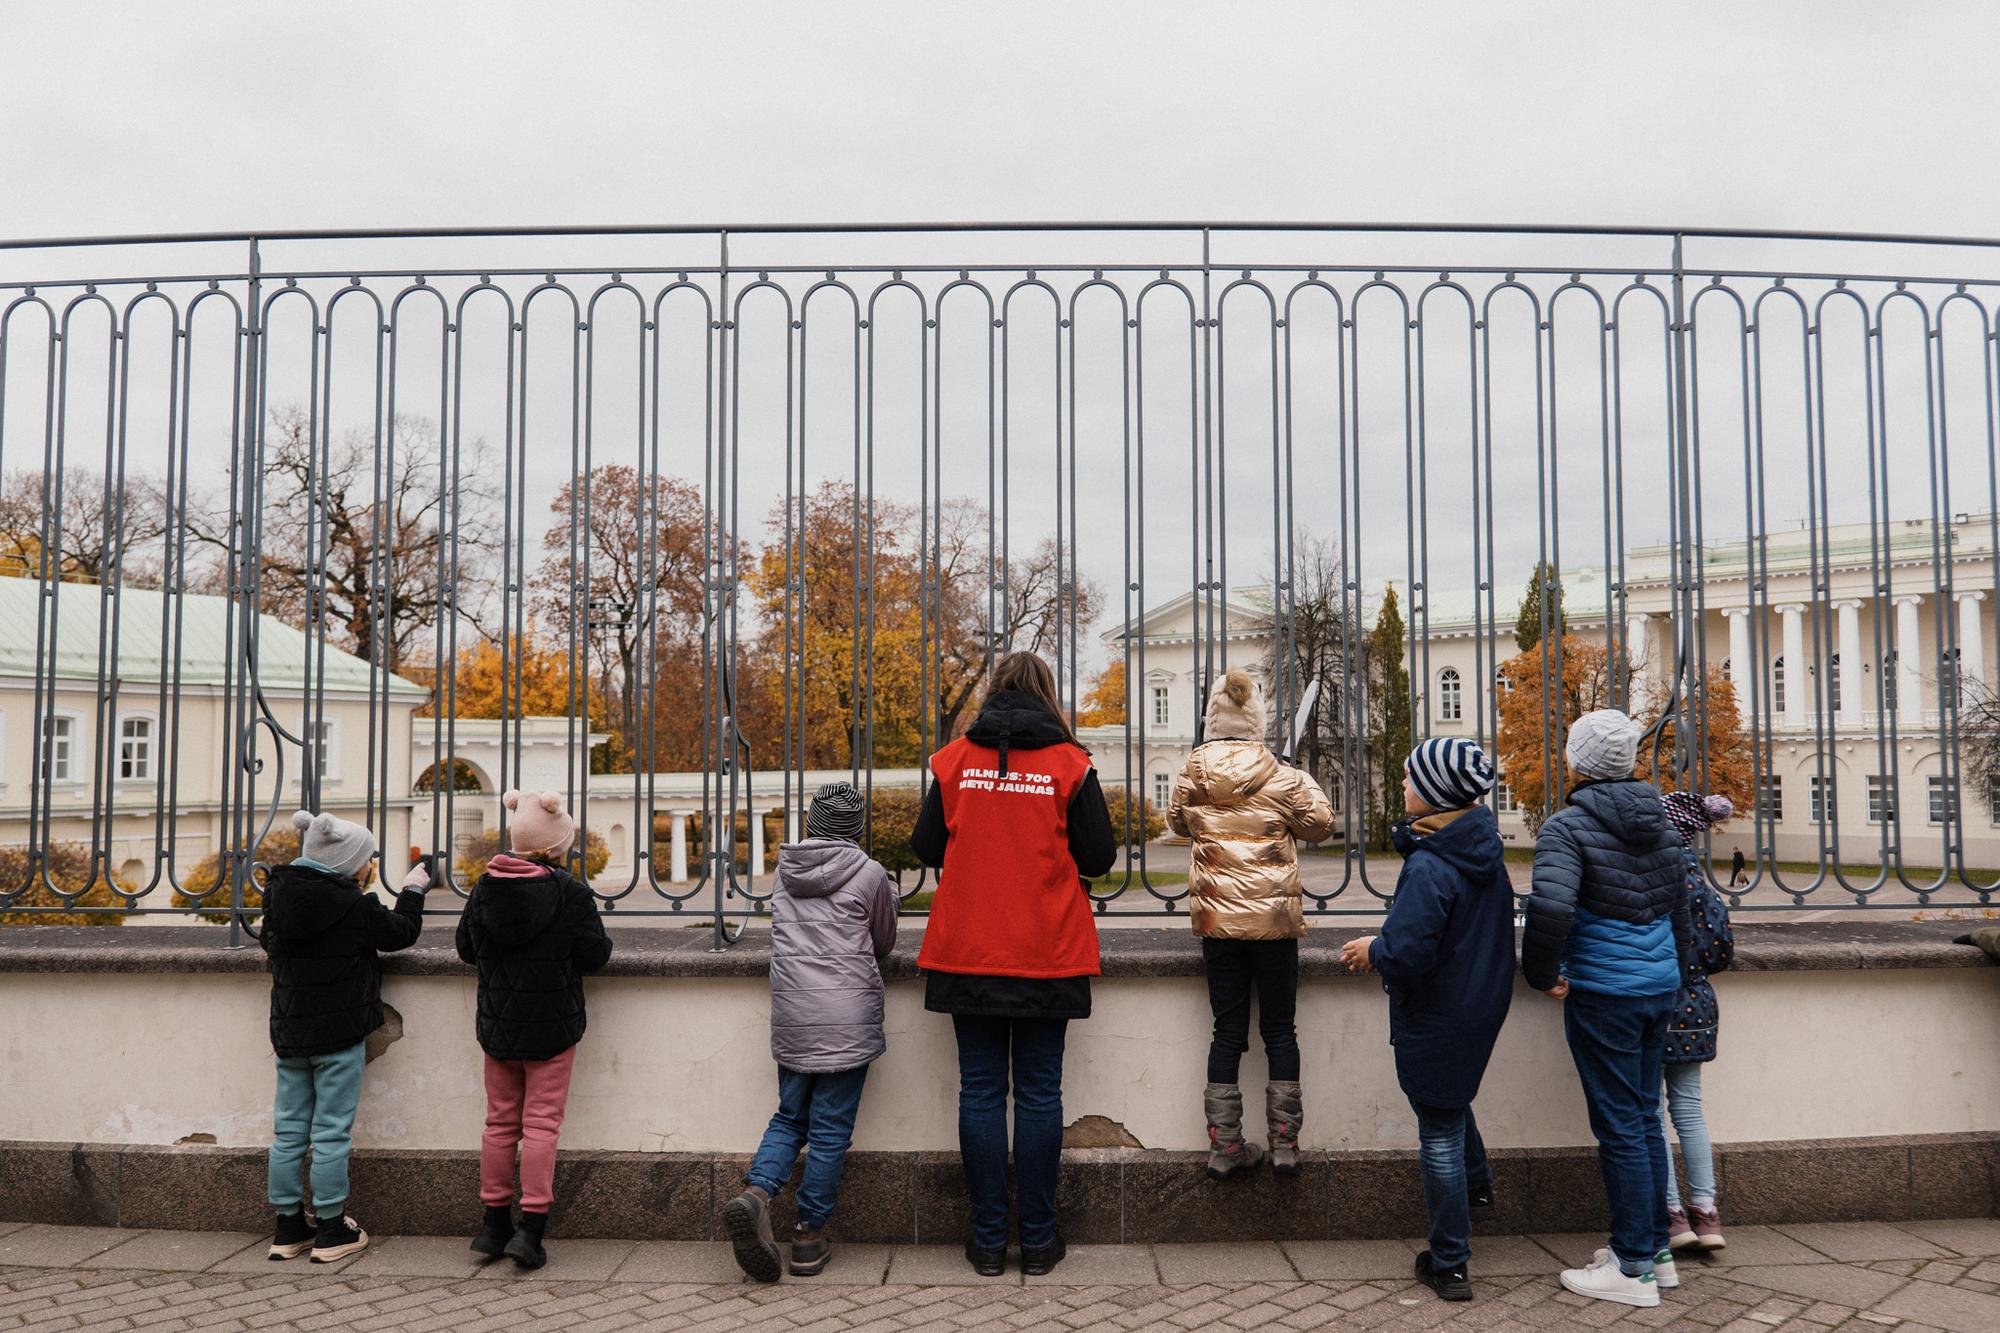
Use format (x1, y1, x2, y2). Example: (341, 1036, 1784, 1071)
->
(2, 222, 1999, 942)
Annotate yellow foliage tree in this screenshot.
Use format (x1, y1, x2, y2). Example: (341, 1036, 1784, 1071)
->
(1078, 658, 1128, 728)
(1637, 671, 1756, 814)
(0, 844, 131, 926)
(1495, 635, 1627, 832)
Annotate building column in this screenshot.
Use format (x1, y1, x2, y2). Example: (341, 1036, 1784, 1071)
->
(668, 810, 689, 883)
(785, 805, 800, 845)
(749, 803, 766, 874)
(1777, 603, 1808, 730)
(1834, 599, 1864, 729)
(1723, 607, 1753, 714)
(1957, 590, 1986, 707)
(1894, 594, 1925, 717)
(1625, 613, 1652, 704)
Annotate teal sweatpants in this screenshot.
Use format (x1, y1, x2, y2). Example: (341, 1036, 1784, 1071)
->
(268, 1041, 367, 1215)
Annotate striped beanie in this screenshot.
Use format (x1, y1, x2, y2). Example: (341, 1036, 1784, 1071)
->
(805, 782, 866, 843)
(1404, 737, 1497, 812)
(1660, 791, 1734, 846)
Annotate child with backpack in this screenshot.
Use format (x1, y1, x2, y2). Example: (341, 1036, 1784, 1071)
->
(1339, 738, 1515, 1303)
(1658, 790, 1737, 1253)
(722, 782, 899, 1282)
(262, 810, 428, 1263)
(455, 790, 613, 1269)
(1170, 667, 1334, 1181)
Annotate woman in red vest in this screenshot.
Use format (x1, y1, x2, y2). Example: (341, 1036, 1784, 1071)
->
(911, 652, 1116, 1277)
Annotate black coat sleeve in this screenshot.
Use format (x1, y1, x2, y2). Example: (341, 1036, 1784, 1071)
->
(910, 780, 948, 869)
(1521, 814, 1581, 991)
(570, 884, 614, 974)
(1066, 769, 1117, 879)
(454, 900, 478, 966)
(365, 888, 427, 952)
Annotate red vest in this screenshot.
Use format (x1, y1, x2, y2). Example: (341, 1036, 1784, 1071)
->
(915, 736, 1102, 979)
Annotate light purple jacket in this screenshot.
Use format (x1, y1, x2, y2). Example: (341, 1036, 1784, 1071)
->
(769, 839, 899, 1073)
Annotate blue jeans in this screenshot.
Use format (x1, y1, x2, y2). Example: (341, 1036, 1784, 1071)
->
(952, 1015, 1068, 1251)
(268, 1041, 367, 1215)
(746, 1065, 871, 1229)
(1662, 1062, 1715, 1209)
(1410, 1101, 1490, 1270)
(1564, 988, 1673, 1275)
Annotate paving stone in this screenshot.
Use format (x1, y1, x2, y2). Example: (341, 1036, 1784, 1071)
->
(1279, 1239, 1420, 1280)
(1870, 1279, 2000, 1332)
(1897, 1218, 2000, 1257)
(1695, 1225, 1840, 1268)
(468, 1240, 635, 1281)
(1781, 1222, 1953, 1263)
(1151, 1243, 1296, 1285)
(1020, 1245, 1157, 1286)
(1723, 1263, 1910, 1309)
(342, 1236, 496, 1279)
(81, 1233, 264, 1273)
(883, 1245, 1022, 1286)
(0, 1229, 139, 1269)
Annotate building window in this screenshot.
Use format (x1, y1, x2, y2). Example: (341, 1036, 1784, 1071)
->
(1494, 782, 1517, 814)
(306, 718, 339, 782)
(1151, 770, 1172, 812)
(1882, 652, 1898, 710)
(1989, 775, 2000, 826)
(1494, 669, 1514, 695)
(1828, 654, 1841, 714)
(1809, 774, 1831, 824)
(40, 715, 75, 783)
(1325, 772, 1343, 816)
(1150, 685, 1170, 728)
(1758, 774, 1782, 822)
(1867, 774, 1896, 824)
(1438, 668, 1462, 722)
(118, 716, 153, 782)
(1929, 775, 1957, 826)
(1771, 657, 1786, 714)
(1721, 657, 1732, 683)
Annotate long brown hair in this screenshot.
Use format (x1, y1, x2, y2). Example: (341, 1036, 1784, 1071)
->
(984, 651, 1082, 748)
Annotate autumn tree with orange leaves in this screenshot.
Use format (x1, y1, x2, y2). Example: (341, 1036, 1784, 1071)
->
(1636, 671, 1755, 815)
(1495, 635, 1629, 832)
(1078, 657, 1127, 728)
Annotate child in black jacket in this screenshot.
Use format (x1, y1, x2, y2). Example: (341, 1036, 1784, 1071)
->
(455, 790, 613, 1269)
(262, 809, 428, 1263)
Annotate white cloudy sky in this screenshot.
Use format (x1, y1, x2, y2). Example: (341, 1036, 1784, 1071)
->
(3, 1, 1997, 672)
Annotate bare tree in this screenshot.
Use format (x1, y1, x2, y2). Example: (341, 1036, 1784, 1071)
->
(1263, 534, 1352, 805)
(0, 465, 171, 586)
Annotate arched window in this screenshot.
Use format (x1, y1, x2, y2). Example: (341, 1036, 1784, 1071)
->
(1494, 669, 1514, 696)
(1438, 667, 1462, 722)
(1772, 656, 1786, 714)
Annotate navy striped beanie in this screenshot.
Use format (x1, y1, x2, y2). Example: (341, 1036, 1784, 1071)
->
(1404, 737, 1496, 812)
(805, 782, 867, 843)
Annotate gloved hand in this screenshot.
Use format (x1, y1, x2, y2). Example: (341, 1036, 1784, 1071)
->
(401, 861, 436, 893)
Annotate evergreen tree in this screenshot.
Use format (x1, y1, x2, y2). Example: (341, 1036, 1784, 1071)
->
(1514, 560, 1567, 653)
(1366, 584, 1412, 850)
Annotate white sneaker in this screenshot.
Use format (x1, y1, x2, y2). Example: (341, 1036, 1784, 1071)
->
(1562, 1252, 1660, 1308)
(1592, 1246, 1677, 1289)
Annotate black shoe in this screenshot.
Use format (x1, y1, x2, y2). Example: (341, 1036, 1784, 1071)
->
(470, 1204, 513, 1259)
(268, 1211, 314, 1261)
(504, 1210, 548, 1269)
(721, 1188, 782, 1284)
(1467, 1183, 1495, 1212)
(1021, 1236, 1067, 1277)
(963, 1240, 1007, 1276)
(309, 1214, 369, 1263)
(1415, 1250, 1472, 1301)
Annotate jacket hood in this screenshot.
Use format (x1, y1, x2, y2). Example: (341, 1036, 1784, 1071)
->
(469, 866, 566, 946)
(262, 863, 365, 939)
(1392, 803, 1507, 882)
(964, 689, 1073, 775)
(1182, 738, 1279, 805)
(1568, 779, 1673, 847)
(776, 838, 876, 899)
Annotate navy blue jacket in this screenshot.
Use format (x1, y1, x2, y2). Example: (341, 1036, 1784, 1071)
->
(1369, 805, 1517, 1109)
(1666, 851, 1734, 1063)
(1521, 780, 1692, 996)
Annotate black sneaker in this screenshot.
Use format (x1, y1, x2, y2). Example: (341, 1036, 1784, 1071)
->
(504, 1211, 549, 1270)
(1467, 1182, 1495, 1212)
(1021, 1235, 1067, 1277)
(721, 1188, 782, 1283)
(963, 1240, 1007, 1276)
(470, 1204, 513, 1259)
(268, 1211, 314, 1261)
(309, 1214, 369, 1263)
(1415, 1250, 1472, 1301)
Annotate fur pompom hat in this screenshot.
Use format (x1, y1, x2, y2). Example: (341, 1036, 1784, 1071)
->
(290, 809, 377, 879)
(1204, 668, 1266, 742)
(503, 789, 575, 862)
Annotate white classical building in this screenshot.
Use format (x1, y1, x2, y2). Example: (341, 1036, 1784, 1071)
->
(1093, 515, 2000, 866)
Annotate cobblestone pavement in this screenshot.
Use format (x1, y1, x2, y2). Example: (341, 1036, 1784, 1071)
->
(8, 1219, 2000, 1331)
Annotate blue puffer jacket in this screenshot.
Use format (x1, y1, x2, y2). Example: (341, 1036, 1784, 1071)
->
(1371, 805, 1517, 1109)
(1666, 851, 1734, 1063)
(1521, 780, 1691, 996)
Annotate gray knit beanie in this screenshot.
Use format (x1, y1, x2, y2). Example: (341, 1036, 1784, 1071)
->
(290, 809, 378, 879)
(805, 782, 866, 843)
(1565, 709, 1640, 782)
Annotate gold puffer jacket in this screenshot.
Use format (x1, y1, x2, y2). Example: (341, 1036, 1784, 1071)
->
(1169, 740, 1337, 940)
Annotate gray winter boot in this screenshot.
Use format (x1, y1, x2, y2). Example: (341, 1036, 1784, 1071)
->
(1204, 1083, 1264, 1180)
(1266, 1081, 1304, 1177)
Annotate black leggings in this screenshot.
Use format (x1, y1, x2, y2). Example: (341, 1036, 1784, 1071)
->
(1201, 936, 1301, 1083)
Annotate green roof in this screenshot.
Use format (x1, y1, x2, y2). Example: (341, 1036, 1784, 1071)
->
(0, 576, 427, 697)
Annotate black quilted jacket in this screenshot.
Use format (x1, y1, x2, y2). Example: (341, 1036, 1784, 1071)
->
(455, 864, 613, 1061)
(1520, 780, 1693, 993)
(261, 864, 426, 1058)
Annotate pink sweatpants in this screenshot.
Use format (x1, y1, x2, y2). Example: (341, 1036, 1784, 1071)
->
(480, 1046, 577, 1211)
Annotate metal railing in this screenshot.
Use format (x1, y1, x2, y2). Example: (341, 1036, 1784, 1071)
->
(3, 221, 1999, 940)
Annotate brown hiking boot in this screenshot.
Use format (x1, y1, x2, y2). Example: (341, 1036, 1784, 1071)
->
(721, 1185, 782, 1283)
(789, 1222, 832, 1276)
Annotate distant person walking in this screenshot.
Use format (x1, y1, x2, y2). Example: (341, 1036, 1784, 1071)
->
(1728, 845, 1746, 887)
(911, 652, 1117, 1278)
(1522, 709, 1692, 1309)
(1169, 667, 1334, 1181)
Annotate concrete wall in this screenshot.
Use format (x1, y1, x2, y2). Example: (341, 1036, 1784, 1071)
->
(9, 956, 1999, 1156)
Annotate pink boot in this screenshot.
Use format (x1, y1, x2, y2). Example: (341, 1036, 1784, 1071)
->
(1689, 1202, 1725, 1250)
(1667, 1205, 1696, 1250)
